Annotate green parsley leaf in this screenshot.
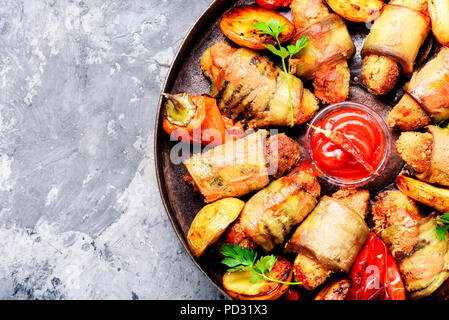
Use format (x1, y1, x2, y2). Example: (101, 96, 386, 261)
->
(436, 120, 449, 130)
(435, 213, 449, 241)
(436, 225, 449, 241)
(287, 37, 309, 55)
(220, 244, 302, 286)
(253, 20, 308, 127)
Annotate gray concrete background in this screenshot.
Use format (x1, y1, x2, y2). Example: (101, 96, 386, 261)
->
(0, 0, 224, 299)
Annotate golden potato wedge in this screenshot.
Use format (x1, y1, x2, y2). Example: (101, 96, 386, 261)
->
(187, 198, 245, 258)
(223, 256, 292, 300)
(428, 0, 449, 46)
(396, 175, 449, 213)
(315, 279, 352, 300)
(325, 0, 384, 22)
(220, 5, 295, 50)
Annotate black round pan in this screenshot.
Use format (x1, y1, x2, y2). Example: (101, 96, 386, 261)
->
(155, 0, 444, 300)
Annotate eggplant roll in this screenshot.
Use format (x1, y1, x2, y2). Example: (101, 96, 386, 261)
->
(406, 47, 449, 123)
(291, 13, 355, 80)
(289, 0, 354, 104)
(396, 126, 449, 187)
(361, 4, 430, 74)
(184, 130, 270, 203)
(399, 215, 449, 299)
(200, 42, 319, 128)
(285, 196, 369, 273)
(238, 167, 321, 252)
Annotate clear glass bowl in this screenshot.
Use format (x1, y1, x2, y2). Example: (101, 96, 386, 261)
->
(304, 101, 392, 187)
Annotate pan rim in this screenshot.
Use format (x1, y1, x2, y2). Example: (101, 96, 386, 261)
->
(154, 0, 234, 300)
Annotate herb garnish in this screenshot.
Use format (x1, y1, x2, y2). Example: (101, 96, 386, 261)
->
(254, 19, 308, 127)
(435, 213, 449, 241)
(436, 120, 449, 130)
(220, 243, 301, 285)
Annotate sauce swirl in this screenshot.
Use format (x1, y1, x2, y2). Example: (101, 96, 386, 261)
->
(310, 107, 386, 182)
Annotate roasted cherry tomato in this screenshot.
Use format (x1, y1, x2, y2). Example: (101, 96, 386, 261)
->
(256, 0, 293, 10)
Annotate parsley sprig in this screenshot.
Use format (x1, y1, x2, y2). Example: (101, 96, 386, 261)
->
(254, 19, 308, 127)
(435, 213, 449, 241)
(436, 120, 449, 130)
(220, 244, 301, 285)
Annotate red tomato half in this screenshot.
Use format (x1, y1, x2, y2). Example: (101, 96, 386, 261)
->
(256, 0, 293, 10)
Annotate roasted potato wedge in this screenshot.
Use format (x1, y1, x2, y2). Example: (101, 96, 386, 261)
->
(187, 198, 245, 257)
(396, 175, 449, 213)
(428, 0, 449, 46)
(325, 0, 384, 22)
(220, 5, 295, 50)
(223, 256, 292, 300)
(315, 279, 352, 300)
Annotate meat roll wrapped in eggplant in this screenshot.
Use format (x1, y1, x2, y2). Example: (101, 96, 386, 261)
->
(285, 196, 369, 273)
(361, 0, 430, 95)
(396, 125, 449, 187)
(285, 190, 370, 290)
(388, 47, 449, 130)
(238, 166, 321, 252)
(290, 0, 355, 104)
(399, 215, 449, 299)
(184, 131, 301, 203)
(184, 130, 270, 203)
(406, 47, 449, 123)
(200, 42, 319, 128)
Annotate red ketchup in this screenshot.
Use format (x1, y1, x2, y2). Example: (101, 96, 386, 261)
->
(310, 108, 386, 182)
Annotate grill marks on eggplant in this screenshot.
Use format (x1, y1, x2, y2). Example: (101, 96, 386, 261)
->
(202, 43, 310, 128)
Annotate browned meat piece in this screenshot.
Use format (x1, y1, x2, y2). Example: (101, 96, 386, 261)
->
(395, 131, 433, 173)
(372, 190, 423, 260)
(290, 0, 329, 30)
(332, 188, 370, 219)
(183, 172, 200, 193)
(362, 54, 401, 95)
(292, 252, 332, 290)
(220, 220, 257, 251)
(265, 133, 300, 179)
(315, 279, 352, 300)
(387, 93, 431, 131)
(312, 61, 350, 105)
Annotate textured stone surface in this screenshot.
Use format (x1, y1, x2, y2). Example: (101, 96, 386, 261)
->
(0, 0, 223, 299)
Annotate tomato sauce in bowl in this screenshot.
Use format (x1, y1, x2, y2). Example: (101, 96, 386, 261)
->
(305, 102, 391, 187)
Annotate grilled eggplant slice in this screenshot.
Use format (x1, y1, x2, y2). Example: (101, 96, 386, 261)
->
(399, 215, 449, 299)
(285, 196, 370, 273)
(406, 48, 449, 123)
(325, 0, 384, 22)
(200, 43, 319, 128)
(396, 175, 449, 213)
(220, 5, 295, 50)
(223, 256, 292, 300)
(361, 4, 430, 75)
(184, 130, 270, 203)
(239, 167, 321, 252)
(187, 198, 245, 258)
